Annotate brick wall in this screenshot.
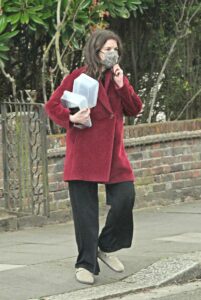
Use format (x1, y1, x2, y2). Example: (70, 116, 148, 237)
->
(126, 132, 201, 207)
(47, 119, 201, 212)
(1, 119, 201, 216)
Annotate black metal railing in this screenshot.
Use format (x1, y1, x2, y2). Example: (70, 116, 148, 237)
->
(1, 100, 49, 216)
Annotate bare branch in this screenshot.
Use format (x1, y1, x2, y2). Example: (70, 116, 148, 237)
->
(0, 63, 17, 100)
(42, 0, 74, 102)
(61, 0, 73, 25)
(176, 0, 188, 29)
(49, 68, 54, 94)
(55, 31, 68, 75)
(42, 0, 87, 105)
(147, 38, 178, 123)
(57, 0, 62, 25)
(147, 0, 199, 123)
(53, 0, 85, 75)
(186, 0, 194, 20)
(72, 0, 86, 25)
(189, 2, 201, 23)
(176, 87, 201, 120)
(54, 0, 69, 75)
(52, 30, 76, 76)
(42, 35, 56, 102)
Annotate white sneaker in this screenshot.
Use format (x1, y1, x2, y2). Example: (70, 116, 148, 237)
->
(98, 250, 125, 272)
(75, 268, 94, 285)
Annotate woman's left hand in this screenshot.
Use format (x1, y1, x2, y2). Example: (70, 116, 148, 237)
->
(112, 64, 124, 88)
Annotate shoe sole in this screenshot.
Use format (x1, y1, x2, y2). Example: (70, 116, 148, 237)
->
(76, 278, 94, 285)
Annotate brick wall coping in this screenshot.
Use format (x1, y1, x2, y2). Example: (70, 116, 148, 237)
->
(48, 147, 66, 158)
(47, 129, 201, 158)
(124, 118, 201, 138)
(124, 130, 201, 147)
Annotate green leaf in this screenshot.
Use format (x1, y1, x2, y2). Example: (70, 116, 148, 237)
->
(73, 22, 85, 33)
(21, 13, 29, 24)
(0, 44, 10, 51)
(0, 52, 9, 60)
(116, 7, 130, 18)
(27, 5, 44, 14)
(0, 59, 5, 68)
(0, 15, 8, 34)
(4, 7, 20, 13)
(8, 12, 21, 25)
(0, 30, 19, 42)
(127, 0, 141, 4)
(138, 5, 144, 14)
(28, 23, 37, 31)
(30, 14, 46, 26)
(77, 15, 90, 25)
(41, 11, 52, 20)
(28, 5, 44, 12)
(127, 4, 138, 10)
(110, 0, 124, 7)
(78, 0, 91, 10)
(11, 23, 18, 31)
(71, 37, 80, 50)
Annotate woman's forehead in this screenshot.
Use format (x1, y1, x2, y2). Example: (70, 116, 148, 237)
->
(102, 39, 118, 48)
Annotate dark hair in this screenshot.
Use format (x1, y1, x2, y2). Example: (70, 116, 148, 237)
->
(84, 29, 123, 79)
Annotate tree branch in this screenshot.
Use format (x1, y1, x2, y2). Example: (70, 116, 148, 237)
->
(147, 38, 178, 123)
(147, 0, 199, 123)
(42, 35, 56, 103)
(55, 0, 69, 75)
(176, 0, 188, 30)
(42, 0, 74, 103)
(189, 2, 201, 23)
(0, 62, 17, 100)
(53, 0, 85, 76)
(176, 87, 201, 120)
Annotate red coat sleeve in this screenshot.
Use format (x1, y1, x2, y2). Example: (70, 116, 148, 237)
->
(45, 69, 81, 129)
(116, 76, 142, 117)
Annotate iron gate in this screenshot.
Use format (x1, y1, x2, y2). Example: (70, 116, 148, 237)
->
(1, 100, 49, 216)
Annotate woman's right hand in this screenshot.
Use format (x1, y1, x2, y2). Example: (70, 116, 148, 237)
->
(69, 108, 90, 125)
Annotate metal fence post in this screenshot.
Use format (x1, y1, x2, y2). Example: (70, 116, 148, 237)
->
(39, 105, 50, 217)
(1, 103, 9, 210)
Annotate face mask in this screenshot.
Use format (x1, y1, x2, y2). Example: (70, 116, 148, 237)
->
(101, 50, 119, 69)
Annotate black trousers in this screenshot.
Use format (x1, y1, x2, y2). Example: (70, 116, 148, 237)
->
(68, 181, 135, 275)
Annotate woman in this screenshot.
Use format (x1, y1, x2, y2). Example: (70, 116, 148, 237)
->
(45, 29, 142, 285)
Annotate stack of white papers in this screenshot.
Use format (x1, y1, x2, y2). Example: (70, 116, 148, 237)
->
(61, 73, 99, 128)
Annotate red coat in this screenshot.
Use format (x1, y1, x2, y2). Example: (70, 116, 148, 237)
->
(45, 67, 142, 183)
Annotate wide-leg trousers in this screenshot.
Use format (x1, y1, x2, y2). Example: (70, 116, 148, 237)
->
(68, 181, 135, 275)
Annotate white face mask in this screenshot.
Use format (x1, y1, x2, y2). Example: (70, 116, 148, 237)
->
(101, 50, 119, 69)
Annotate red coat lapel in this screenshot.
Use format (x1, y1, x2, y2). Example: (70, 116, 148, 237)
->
(98, 71, 113, 113)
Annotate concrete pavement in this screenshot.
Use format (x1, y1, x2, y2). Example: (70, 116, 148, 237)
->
(0, 200, 201, 300)
(111, 281, 201, 300)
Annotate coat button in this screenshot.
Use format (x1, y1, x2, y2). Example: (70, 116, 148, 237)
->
(110, 113, 114, 119)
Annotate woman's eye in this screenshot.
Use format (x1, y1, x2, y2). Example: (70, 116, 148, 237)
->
(107, 48, 119, 52)
(102, 47, 119, 52)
